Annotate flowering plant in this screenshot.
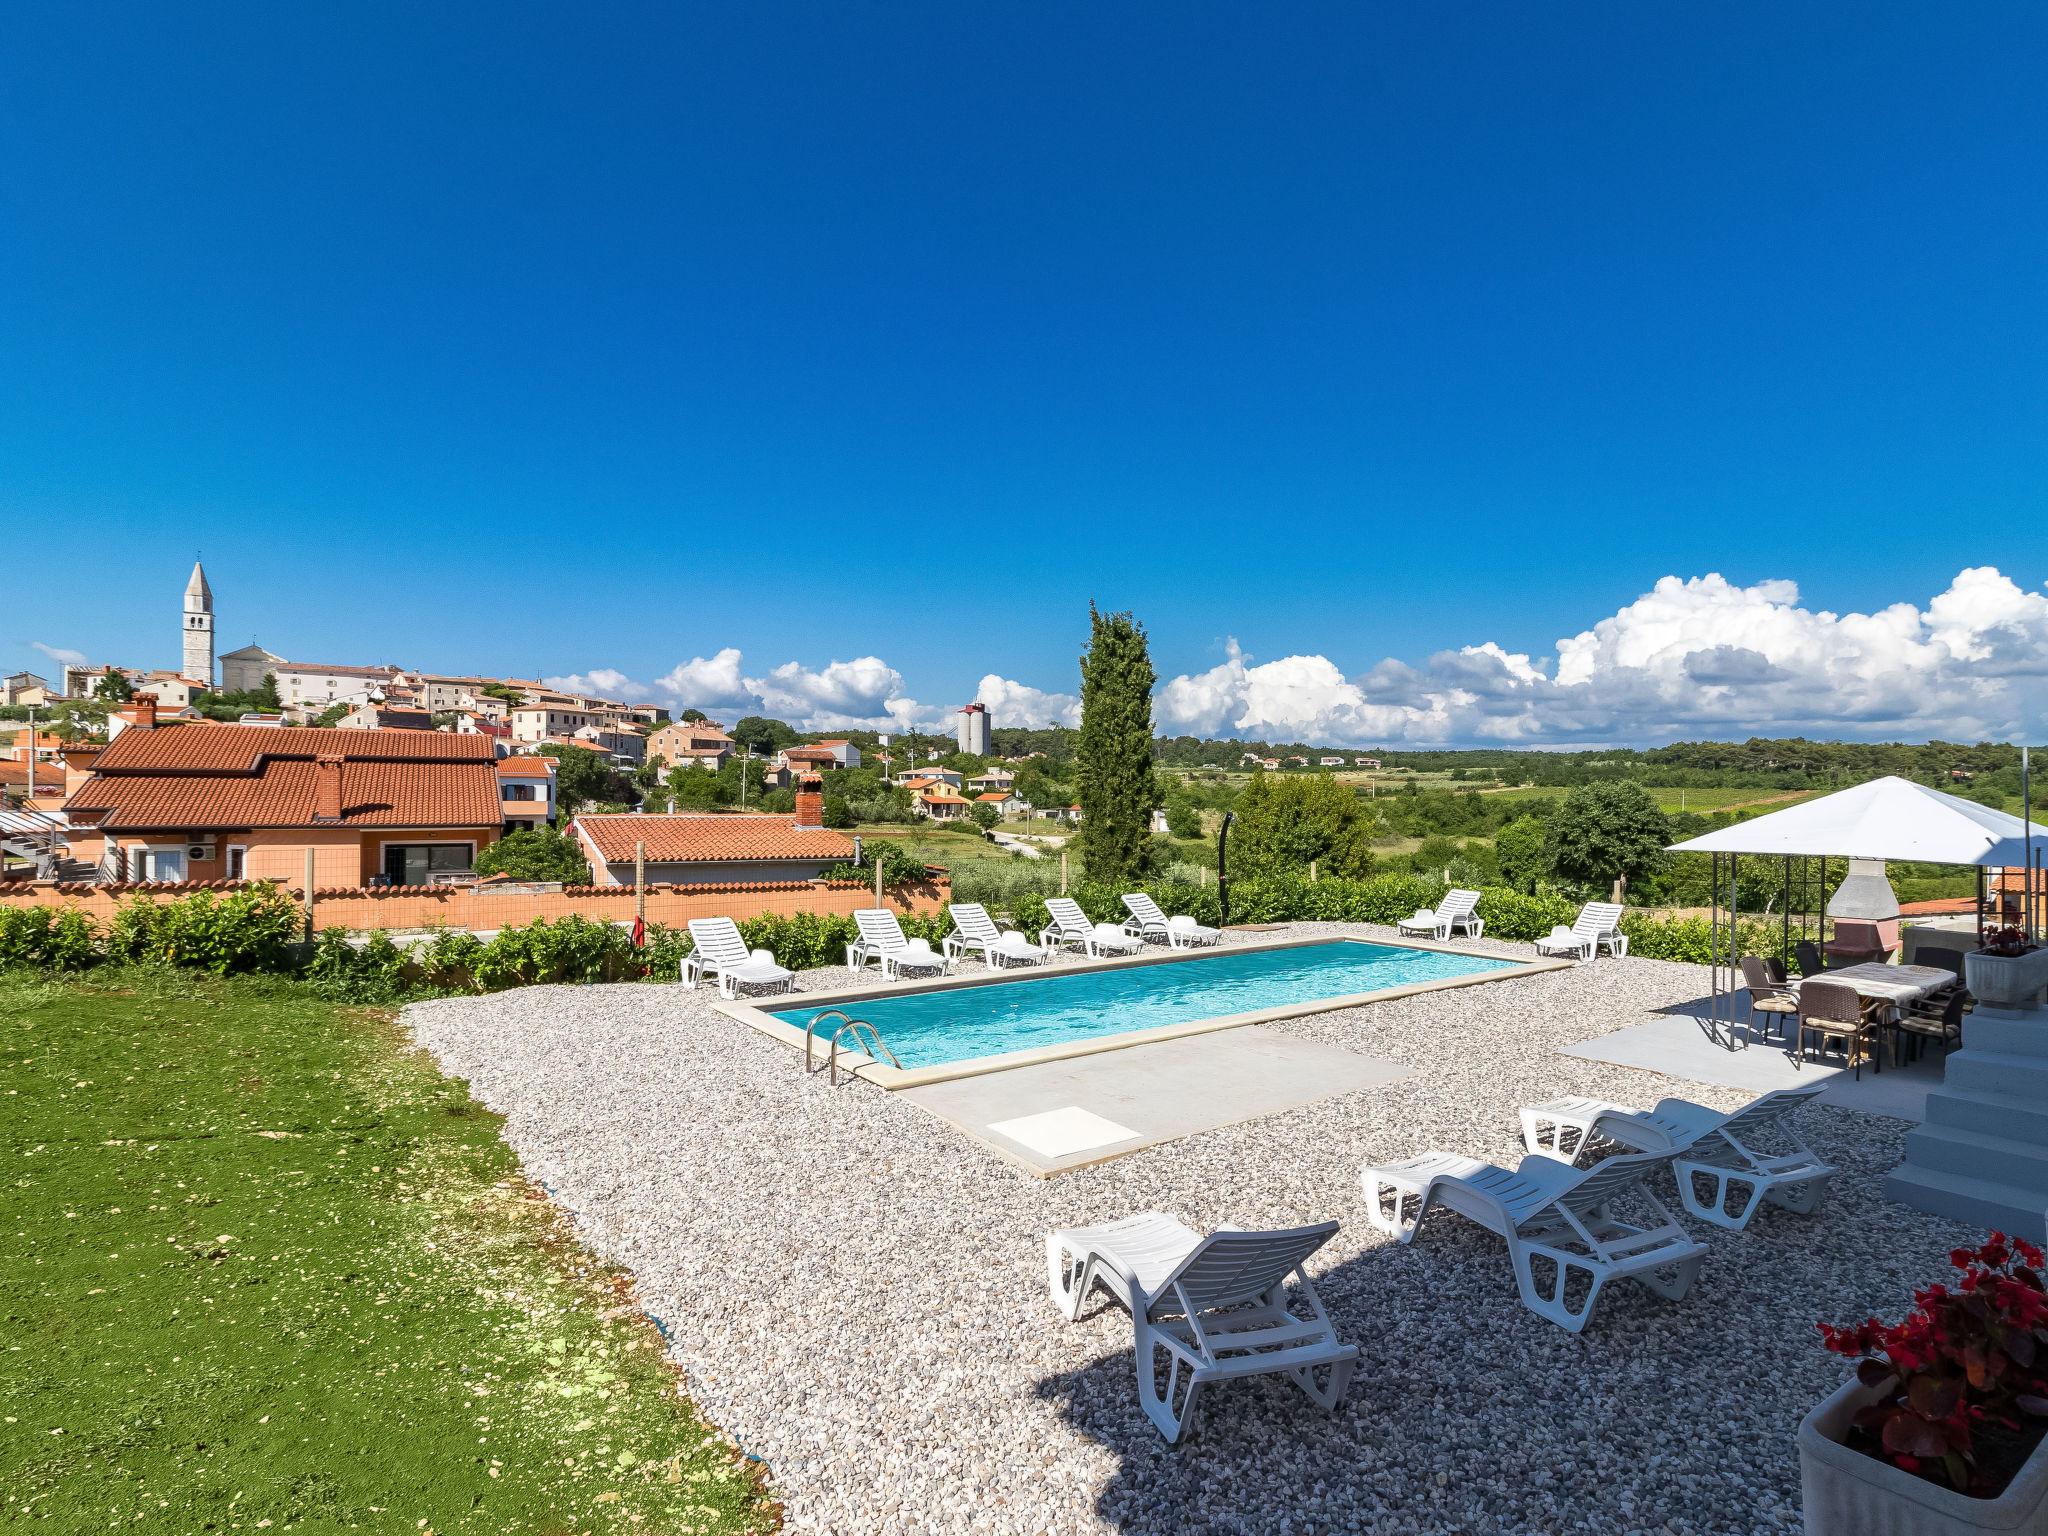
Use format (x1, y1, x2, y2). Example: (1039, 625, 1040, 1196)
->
(1820, 1235, 2048, 1495)
(1980, 925, 2037, 959)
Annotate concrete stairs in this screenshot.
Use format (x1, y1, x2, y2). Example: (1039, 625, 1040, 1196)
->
(1886, 1004, 2048, 1243)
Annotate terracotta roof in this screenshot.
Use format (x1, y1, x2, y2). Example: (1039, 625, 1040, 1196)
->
(572, 812, 854, 865)
(920, 790, 971, 805)
(276, 661, 400, 678)
(495, 756, 555, 777)
(63, 725, 501, 831)
(782, 747, 840, 761)
(975, 791, 1015, 802)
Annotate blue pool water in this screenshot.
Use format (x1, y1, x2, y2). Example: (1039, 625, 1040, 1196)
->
(769, 940, 1518, 1068)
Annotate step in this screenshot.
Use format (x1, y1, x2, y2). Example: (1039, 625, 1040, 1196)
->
(1925, 1087, 2048, 1146)
(1884, 1165, 2048, 1244)
(1960, 1010, 2048, 1058)
(1941, 1051, 2048, 1101)
(1903, 1123, 2048, 1190)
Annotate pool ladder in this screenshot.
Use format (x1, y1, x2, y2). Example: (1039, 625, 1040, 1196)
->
(803, 1009, 903, 1086)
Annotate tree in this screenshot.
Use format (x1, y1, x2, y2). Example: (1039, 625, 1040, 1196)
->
(730, 715, 798, 756)
(968, 801, 999, 831)
(667, 763, 727, 810)
(541, 743, 634, 813)
(473, 828, 591, 884)
(254, 672, 282, 710)
(1075, 605, 1158, 884)
(823, 793, 857, 829)
(1544, 781, 1672, 896)
(1493, 814, 1550, 893)
(311, 702, 350, 727)
(93, 669, 133, 703)
(680, 707, 709, 723)
(1163, 788, 1202, 839)
(1229, 772, 1379, 878)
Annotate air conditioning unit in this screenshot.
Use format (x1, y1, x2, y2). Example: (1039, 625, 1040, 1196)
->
(188, 835, 216, 862)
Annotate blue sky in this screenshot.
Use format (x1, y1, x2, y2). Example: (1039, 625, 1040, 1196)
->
(6, 4, 2045, 744)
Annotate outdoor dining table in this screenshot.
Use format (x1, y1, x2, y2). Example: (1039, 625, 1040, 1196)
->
(1790, 962, 1961, 1070)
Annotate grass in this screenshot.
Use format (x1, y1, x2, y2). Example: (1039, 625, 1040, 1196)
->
(1, 969, 775, 1533)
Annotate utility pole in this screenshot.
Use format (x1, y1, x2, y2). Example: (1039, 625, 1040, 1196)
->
(23, 706, 36, 799)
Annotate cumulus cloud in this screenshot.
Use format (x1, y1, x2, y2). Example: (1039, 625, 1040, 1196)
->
(1152, 567, 2048, 747)
(30, 641, 88, 666)
(973, 673, 1081, 729)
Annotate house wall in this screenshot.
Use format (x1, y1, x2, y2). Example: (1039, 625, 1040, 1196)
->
(588, 856, 846, 886)
(90, 826, 501, 888)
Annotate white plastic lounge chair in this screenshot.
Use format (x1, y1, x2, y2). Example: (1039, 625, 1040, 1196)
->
(944, 902, 1048, 968)
(1396, 888, 1484, 942)
(1362, 1147, 1706, 1332)
(680, 917, 796, 1000)
(1046, 1213, 1357, 1443)
(847, 908, 951, 981)
(1519, 1083, 1834, 1230)
(1533, 902, 1628, 961)
(1041, 897, 1142, 957)
(1121, 892, 1221, 948)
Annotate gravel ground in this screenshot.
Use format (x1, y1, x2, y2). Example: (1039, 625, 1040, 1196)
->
(406, 923, 1980, 1536)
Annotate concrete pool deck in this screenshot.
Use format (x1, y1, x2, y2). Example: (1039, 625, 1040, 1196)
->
(407, 920, 1982, 1535)
(902, 1023, 1411, 1174)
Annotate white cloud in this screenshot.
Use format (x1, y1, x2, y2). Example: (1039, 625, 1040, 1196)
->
(973, 673, 1080, 729)
(30, 641, 88, 666)
(1152, 567, 2048, 747)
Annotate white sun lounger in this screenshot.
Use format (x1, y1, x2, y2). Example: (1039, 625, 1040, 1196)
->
(1533, 902, 1628, 961)
(1041, 897, 1142, 957)
(680, 917, 796, 1000)
(1396, 888, 1484, 942)
(1046, 1212, 1357, 1443)
(944, 902, 1048, 968)
(848, 908, 951, 981)
(1121, 892, 1221, 948)
(1362, 1147, 1706, 1332)
(1519, 1083, 1834, 1230)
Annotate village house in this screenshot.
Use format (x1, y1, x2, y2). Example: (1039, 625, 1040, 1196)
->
(571, 724, 646, 765)
(57, 699, 503, 886)
(965, 769, 1015, 793)
(336, 702, 435, 732)
(567, 776, 854, 884)
(510, 704, 603, 742)
(495, 756, 557, 829)
(975, 790, 1027, 818)
(217, 650, 401, 713)
(896, 767, 964, 791)
(644, 720, 734, 770)
(1354, 756, 1383, 769)
(2, 671, 53, 707)
(1319, 755, 1347, 768)
(916, 788, 972, 821)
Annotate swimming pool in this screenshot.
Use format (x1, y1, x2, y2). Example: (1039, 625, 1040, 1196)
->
(764, 938, 1521, 1074)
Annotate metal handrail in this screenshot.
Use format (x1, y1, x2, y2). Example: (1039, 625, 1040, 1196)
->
(803, 1010, 853, 1075)
(827, 1017, 902, 1086)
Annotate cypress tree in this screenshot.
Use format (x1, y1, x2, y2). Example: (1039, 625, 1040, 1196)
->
(1075, 603, 1158, 884)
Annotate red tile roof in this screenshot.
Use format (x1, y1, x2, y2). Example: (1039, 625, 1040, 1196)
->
(63, 725, 502, 831)
(572, 812, 854, 866)
(495, 756, 556, 776)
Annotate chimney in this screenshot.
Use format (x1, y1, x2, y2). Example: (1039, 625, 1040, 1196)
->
(794, 773, 824, 829)
(313, 753, 344, 822)
(123, 692, 159, 731)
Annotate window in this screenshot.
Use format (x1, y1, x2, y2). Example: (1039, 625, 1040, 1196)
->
(224, 845, 247, 880)
(381, 844, 472, 886)
(127, 847, 186, 881)
(505, 783, 535, 801)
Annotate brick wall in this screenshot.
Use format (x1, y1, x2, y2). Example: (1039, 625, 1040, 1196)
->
(0, 875, 950, 934)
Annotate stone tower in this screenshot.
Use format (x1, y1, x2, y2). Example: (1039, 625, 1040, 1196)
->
(182, 560, 214, 686)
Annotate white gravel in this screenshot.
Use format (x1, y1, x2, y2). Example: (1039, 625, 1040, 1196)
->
(406, 922, 1980, 1535)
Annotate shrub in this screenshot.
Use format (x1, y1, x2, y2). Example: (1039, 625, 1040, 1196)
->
(0, 906, 101, 970)
(416, 926, 488, 993)
(473, 828, 590, 885)
(305, 928, 413, 1003)
(471, 915, 632, 990)
(1821, 1234, 2048, 1496)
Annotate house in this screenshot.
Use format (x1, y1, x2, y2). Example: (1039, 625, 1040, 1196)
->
(496, 756, 557, 829)
(897, 768, 963, 791)
(1319, 755, 1347, 768)
(1354, 756, 1382, 769)
(336, 703, 435, 732)
(965, 769, 1015, 793)
(1284, 755, 1311, 768)
(916, 789, 972, 821)
(1240, 752, 1265, 768)
(1258, 757, 1281, 771)
(137, 672, 210, 710)
(1046, 803, 1083, 824)
(781, 746, 848, 772)
(803, 739, 861, 768)
(511, 705, 603, 743)
(218, 655, 401, 713)
(571, 724, 646, 764)
(976, 791, 1025, 818)
(2, 672, 51, 707)
(58, 701, 503, 886)
(645, 721, 734, 770)
(567, 776, 854, 885)
(237, 713, 286, 727)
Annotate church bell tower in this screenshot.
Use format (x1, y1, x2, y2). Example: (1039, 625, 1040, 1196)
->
(182, 560, 215, 686)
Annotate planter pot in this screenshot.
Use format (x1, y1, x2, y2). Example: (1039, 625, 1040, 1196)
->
(1967, 949, 2048, 1013)
(1799, 1374, 2048, 1535)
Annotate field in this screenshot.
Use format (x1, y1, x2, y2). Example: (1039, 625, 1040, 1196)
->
(2, 971, 773, 1533)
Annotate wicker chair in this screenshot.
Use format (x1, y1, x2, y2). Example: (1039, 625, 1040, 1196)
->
(1795, 939, 1828, 978)
(1798, 979, 1878, 1079)
(1894, 988, 1966, 1065)
(1739, 954, 1799, 1042)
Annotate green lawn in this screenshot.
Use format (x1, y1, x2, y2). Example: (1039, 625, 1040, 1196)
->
(1, 971, 774, 1533)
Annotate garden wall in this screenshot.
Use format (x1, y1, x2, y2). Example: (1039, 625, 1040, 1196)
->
(0, 875, 949, 934)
